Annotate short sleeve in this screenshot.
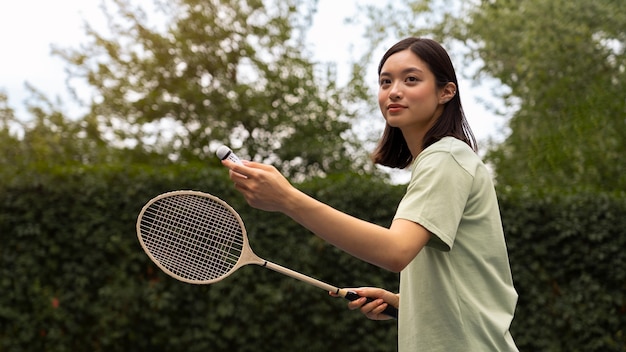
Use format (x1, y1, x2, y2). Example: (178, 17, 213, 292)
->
(394, 149, 473, 251)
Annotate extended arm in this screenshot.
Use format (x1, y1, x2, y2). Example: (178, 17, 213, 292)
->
(224, 160, 430, 272)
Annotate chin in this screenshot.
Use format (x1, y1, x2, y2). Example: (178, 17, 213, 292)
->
(384, 117, 404, 128)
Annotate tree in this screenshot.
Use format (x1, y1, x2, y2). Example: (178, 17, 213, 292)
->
(53, 0, 372, 179)
(0, 91, 20, 177)
(463, 0, 626, 192)
(0, 86, 173, 185)
(350, 0, 626, 192)
(0, 87, 96, 181)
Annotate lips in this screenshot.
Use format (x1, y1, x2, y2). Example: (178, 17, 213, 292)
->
(387, 104, 406, 113)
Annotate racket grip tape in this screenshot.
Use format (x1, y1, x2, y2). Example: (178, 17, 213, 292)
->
(344, 291, 398, 319)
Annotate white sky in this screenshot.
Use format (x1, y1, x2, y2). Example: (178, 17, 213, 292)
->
(0, 0, 506, 147)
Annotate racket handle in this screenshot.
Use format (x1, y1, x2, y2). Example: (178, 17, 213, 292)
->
(216, 146, 243, 165)
(344, 291, 398, 319)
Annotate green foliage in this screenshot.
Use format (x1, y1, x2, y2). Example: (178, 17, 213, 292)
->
(464, 0, 626, 192)
(52, 0, 369, 178)
(500, 190, 626, 351)
(0, 87, 173, 184)
(1, 164, 624, 351)
(0, 92, 20, 172)
(0, 164, 399, 351)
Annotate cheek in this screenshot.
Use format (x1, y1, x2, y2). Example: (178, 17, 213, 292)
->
(409, 88, 438, 107)
(377, 91, 386, 115)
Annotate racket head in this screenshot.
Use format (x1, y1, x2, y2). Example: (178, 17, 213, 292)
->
(136, 190, 250, 284)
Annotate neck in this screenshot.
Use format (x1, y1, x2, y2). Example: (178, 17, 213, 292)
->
(401, 107, 444, 158)
(400, 128, 425, 159)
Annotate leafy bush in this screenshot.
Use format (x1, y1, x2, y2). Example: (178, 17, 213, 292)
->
(0, 164, 399, 351)
(0, 165, 624, 351)
(501, 190, 626, 351)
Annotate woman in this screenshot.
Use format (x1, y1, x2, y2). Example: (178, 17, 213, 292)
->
(223, 37, 518, 351)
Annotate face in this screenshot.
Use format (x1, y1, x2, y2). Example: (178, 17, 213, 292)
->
(378, 49, 447, 135)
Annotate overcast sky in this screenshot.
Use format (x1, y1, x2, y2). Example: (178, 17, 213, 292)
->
(0, 0, 506, 148)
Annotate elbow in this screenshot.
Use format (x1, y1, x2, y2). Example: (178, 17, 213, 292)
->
(382, 256, 412, 273)
(385, 264, 405, 273)
(380, 246, 423, 272)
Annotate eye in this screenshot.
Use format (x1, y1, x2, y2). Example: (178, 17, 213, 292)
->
(405, 76, 420, 84)
(379, 77, 392, 87)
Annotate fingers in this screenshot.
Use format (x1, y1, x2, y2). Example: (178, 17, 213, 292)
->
(348, 296, 385, 311)
(348, 296, 380, 310)
(223, 160, 268, 191)
(349, 296, 392, 320)
(222, 159, 274, 175)
(222, 159, 253, 180)
(221, 159, 292, 212)
(339, 287, 398, 320)
(222, 160, 279, 185)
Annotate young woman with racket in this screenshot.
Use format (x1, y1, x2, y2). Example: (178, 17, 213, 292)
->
(223, 37, 518, 351)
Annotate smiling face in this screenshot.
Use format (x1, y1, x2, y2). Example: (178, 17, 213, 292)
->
(377, 49, 452, 144)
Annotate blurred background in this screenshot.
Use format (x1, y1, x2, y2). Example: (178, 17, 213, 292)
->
(0, 0, 624, 351)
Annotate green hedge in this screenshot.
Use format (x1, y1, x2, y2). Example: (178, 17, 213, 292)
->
(0, 164, 400, 351)
(501, 191, 626, 351)
(0, 164, 624, 351)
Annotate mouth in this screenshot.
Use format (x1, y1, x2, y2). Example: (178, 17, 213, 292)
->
(387, 104, 406, 113)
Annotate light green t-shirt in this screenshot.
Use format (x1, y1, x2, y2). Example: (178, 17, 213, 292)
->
(394, 137, 518, 351)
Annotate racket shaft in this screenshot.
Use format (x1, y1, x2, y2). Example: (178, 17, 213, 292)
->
(264, 261, 339, 293)
(264, 261, 398, 319)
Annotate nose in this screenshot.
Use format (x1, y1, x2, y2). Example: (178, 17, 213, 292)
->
(389, 82, 402, 100)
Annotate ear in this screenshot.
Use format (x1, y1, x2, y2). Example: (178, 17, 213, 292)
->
(439, 82, 457, 104)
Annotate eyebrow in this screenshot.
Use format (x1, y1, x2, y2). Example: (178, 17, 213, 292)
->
(379, 67, 424, 77)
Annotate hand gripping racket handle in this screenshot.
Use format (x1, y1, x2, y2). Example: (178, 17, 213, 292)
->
(265, 262, 398, 319)
(344, 291, 399, 319)
(215, 146, 398, 319)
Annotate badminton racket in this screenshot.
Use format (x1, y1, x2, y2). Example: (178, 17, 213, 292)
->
(136, 190, 398, 319)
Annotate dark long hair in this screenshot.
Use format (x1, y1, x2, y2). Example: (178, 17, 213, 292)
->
(371, 37, 477, 169)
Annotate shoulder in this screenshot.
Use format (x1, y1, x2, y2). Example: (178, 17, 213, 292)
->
(404, 138, 479, 199)
(414, 137, 482, 177)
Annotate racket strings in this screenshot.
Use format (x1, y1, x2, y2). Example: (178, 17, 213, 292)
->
(139, 194, 245, 281)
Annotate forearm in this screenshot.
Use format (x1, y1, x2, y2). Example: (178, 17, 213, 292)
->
(281, 188, 407, 272)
